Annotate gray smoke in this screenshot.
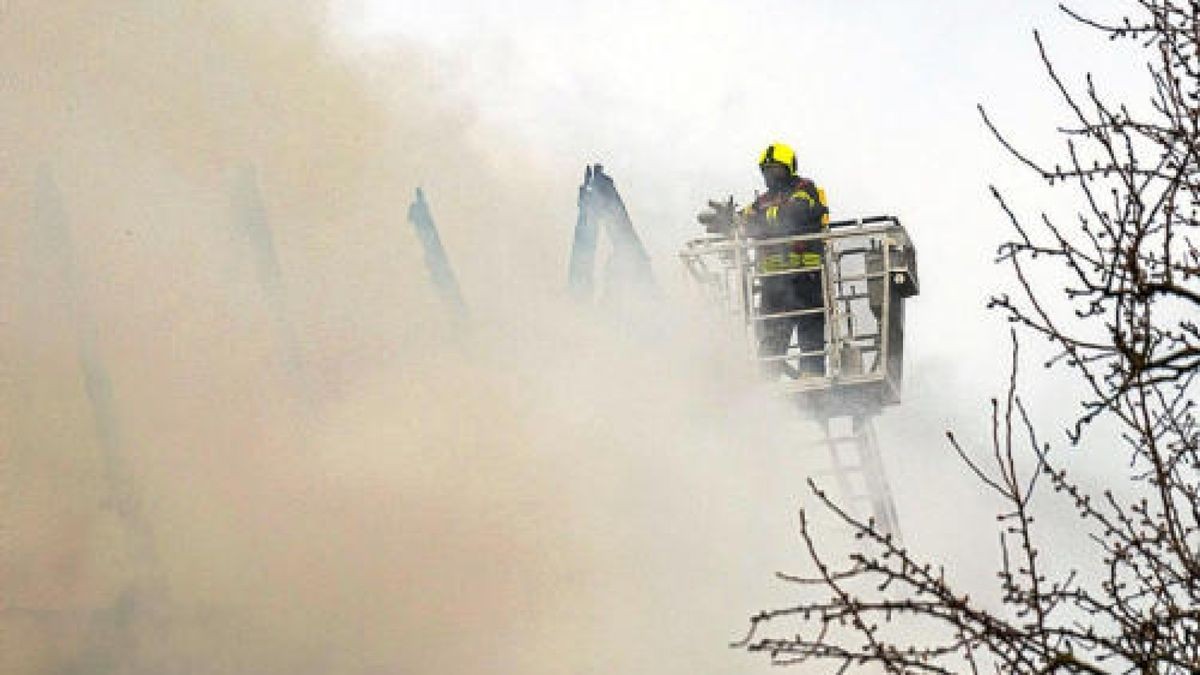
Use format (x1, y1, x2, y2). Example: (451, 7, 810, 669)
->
(0, 3, 859, 674)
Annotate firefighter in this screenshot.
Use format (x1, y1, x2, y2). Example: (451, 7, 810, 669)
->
(742, 142, 829, 378)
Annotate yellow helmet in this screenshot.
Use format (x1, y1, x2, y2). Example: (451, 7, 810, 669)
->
(758, 142, 797, 175)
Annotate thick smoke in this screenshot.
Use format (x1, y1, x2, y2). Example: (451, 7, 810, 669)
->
(1, 2, 846, 674)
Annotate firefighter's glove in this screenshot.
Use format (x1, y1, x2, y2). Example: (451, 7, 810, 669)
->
(697, 198, 737, 234)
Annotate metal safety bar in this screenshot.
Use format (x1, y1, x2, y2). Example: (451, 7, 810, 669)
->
(682, 217, 906, 256)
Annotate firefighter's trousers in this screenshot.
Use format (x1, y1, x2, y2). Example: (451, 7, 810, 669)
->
(758, 272, 825, 378)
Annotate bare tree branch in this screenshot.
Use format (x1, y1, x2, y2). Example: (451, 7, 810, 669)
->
(740, 3, 1200, 672)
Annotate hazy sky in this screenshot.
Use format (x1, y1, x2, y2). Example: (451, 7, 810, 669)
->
(334, 1, 1133, 325)
(331, 0, 1147, 441)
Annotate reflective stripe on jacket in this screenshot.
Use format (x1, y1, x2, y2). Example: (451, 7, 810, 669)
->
(742, 177, 829, 272)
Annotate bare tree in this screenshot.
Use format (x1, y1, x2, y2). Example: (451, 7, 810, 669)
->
(737, 3, 1200, 672)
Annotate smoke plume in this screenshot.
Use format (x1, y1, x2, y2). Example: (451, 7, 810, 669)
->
(1, 2, 838, 674)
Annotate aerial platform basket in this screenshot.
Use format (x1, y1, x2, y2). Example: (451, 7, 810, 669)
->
(680, 215, 919, 414)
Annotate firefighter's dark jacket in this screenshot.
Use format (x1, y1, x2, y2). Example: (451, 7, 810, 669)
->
(741, 176, 829, 269)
